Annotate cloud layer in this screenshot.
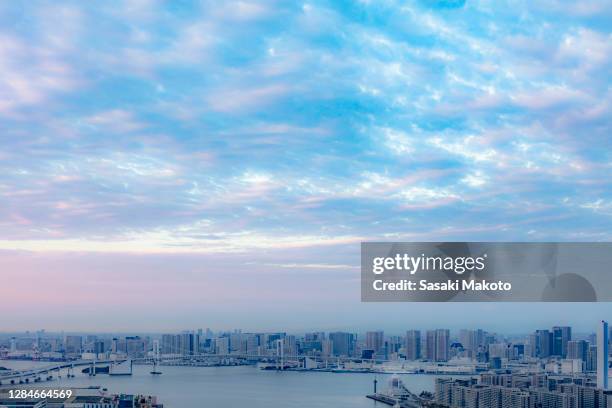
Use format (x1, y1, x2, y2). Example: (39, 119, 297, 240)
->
(1, 0, 611, 253)
(0, 1, 611, 330)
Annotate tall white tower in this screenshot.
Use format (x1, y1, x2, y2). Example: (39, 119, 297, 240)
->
(597, 320, 609, 390)
(152, 339, 160, 360)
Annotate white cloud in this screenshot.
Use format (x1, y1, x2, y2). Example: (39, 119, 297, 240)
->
(581, 199, 612, 215)
(263, 262, 358, 270)
(461, 172, 488, 187)
(0, 229, 364, 254)
(429, 135, 498, 162)
(380, 127, 414, 155)
(396, 186, 459, 207)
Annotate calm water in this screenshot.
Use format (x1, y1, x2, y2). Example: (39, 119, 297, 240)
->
(1, 360, 452, 408)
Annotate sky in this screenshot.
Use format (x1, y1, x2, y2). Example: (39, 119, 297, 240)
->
(0, 0, 611, 333)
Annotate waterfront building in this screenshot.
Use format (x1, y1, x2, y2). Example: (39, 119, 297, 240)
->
(436, 373, 612, 408)
(94, 340, 106, 354)
(329, 332, 355, 357)
(435, 377, 478, 406)
(321, 339, 333, 357)
(65, 335, 83, 354)
(159, 333, 199, 355)
(284, 335, 297, 356)
(246, 334, 260, 355)
(229, 333, 242, 353)
(405, 330, 421, 360)
(125, 336, 146, 357)
(160, 334, 176, 355)
(365, 331, 384, 354)
(111, 338, 119, 354)
(426, 329, 450, 362)
(215, 337, 229, 355)
(387, 335, 403, 358)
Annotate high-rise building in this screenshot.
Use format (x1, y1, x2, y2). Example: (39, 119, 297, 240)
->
(125, 336, 146, 357)
(405, 330, 421, 360)
(597, 320, 609, 390)
(245, 334, 260, 355)
(426, 331, 435, 361)
(387, 336, 402, 356)
(322, 339, 333, 357)
(160, 334, 177, 354)
(65, 335, 83, 354)
(93, 340, 105, 354)
(152, 339, 160, 358)
(365, 331, 384, 353)
(159, 332, 199, 355)
(587, 344, 598, 372)
(284, 335, 297, 356)
(229, 333, 242, 353)
(552, 326, 572, 357)
(302, 332, 324, 354)
(215, 337, 229, 355)
(329, 332, 355, 357)
(426, 329, 450, 362)
(110, 338, 119, 353)
(535, 330, 553, 358)
(436, 329, 450, 362)
(459, 329, 485, 359)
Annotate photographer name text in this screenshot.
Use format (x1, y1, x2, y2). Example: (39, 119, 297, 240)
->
(372, 279, 512, 292)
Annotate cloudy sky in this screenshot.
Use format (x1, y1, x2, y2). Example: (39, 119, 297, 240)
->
(1, 0, 611, 333)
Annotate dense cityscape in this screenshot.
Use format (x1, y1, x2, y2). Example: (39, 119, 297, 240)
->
(1, 321, 610, 407)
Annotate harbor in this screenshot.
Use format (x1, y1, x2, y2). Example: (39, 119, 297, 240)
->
(0, 361, 442, 407)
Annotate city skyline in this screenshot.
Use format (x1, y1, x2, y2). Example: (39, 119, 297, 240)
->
(1, 319, 610, 338)
(1, 1, 611, 331)
(3, 322, 610, 365)
(2, 322, 611, 406)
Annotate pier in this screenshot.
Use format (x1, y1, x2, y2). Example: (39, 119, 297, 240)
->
(365, 376, 432, 408)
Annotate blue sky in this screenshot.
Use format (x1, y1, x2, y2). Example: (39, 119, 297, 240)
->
(0, 0, 611, 332)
